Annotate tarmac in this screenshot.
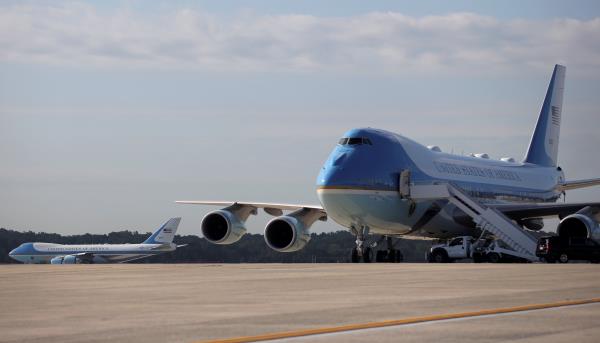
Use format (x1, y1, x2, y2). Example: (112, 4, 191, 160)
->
(1, 263, 599, 343)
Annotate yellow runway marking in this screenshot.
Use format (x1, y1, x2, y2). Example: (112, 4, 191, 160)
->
(198, 297, 600, 343)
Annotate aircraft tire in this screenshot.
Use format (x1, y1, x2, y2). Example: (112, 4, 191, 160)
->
(487, 252, 501, 263)
(363, 247, 373, 263)
(375, 250, 387, 262)
(351, 248, 360, 263)
(393, 249, 404, 263)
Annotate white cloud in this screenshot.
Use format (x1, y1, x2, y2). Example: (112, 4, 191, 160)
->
(1, 3, 600, 75)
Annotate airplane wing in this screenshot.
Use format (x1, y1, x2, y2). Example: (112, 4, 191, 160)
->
(492, 202, 600, 220)
(557, 178, 600, 191)
(175, 201, 324, 216)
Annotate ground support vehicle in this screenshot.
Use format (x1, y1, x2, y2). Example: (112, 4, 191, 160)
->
(536, 236, 600, 263)
(427, 236, 530, 263)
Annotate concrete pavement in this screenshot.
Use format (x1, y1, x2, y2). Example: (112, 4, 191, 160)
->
(0, 264, 598, 342)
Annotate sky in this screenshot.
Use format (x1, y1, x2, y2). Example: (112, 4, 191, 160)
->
(1, 0, 600, 236)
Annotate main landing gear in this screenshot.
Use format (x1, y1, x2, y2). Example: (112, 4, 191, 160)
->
(375, 236, 404, 263)
(350, 226, 403, 263)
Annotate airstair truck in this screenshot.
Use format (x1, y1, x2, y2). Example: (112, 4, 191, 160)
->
(427, 236, 530, 263)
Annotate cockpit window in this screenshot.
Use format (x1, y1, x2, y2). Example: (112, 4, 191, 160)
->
(338, 137, 372, 146)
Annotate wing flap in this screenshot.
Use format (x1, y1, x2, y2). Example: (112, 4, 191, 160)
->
(175, 201, 323, 211)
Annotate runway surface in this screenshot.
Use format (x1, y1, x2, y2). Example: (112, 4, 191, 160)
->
(1, 264, 599, 343)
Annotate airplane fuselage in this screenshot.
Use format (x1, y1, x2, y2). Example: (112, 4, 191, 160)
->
(317, 128, 564, 239)
(9, 242, 176, 264)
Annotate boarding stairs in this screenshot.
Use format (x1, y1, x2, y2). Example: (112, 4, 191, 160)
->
(403, 177, 539, 262)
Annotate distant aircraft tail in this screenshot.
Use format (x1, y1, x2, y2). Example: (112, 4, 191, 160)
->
(143, 217, 181, 244)
(523, 64, 566, 167)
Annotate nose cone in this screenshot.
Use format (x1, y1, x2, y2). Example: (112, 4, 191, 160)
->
(317, 152, 350, 187)
(8, 246, 22, 262)
(317, 127, 406, 191)
(8, 244, 31, 262)
(9, 245, 23, 256)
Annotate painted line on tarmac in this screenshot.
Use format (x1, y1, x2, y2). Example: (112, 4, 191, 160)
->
(197, 297, 600, 343)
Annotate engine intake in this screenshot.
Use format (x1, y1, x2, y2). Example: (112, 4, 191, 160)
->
(557, 206, 600, 241)
(201, 206, 255, 245)
(265, 217, 309, 252)
(264, 208, 325, 252)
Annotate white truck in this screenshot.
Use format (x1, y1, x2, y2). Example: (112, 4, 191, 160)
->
(426, 236, 529, 263)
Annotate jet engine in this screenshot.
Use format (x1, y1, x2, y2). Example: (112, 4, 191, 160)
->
(50, 255, 79, 264)
(201, 205, 256, 244)
(557, 206, 600, 241)
(50, 256, 64, 264)
(264, 208, 326, 252)
(518, 218, 544, 231)
(62, 255, 78, 264)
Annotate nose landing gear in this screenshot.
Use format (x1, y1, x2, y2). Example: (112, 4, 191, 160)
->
(350, 226, 372, 263)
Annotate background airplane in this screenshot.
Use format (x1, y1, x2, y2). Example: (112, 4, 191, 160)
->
(9, 217, 183, 264)
(178, 65, 600, 262)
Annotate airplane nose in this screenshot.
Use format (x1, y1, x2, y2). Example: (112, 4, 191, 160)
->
(318, 165, 337, 186)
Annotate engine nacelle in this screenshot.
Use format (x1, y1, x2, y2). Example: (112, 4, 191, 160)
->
(51, 255, 79, 264)
(557, 207, 600, 241)
(264, 216, 310, 252)
(264, 208, 325, 252)
(50, 256, 65, 264)
(201, 206, 255, 244)
(62, 255, 78, 264)
(518, 217, 544, 231)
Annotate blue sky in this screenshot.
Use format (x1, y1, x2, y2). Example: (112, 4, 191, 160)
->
(1, 1, 599, 235)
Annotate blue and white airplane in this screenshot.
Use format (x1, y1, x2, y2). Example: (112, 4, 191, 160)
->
(9, 218, 183, 264)
(178, 65, 600, 262)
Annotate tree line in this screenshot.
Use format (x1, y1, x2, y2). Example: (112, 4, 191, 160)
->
(0, 228, 432, 263)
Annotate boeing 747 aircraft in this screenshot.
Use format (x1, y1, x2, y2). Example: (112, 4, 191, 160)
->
(9, 218, 184, 264)
(178, 65, 600, 262)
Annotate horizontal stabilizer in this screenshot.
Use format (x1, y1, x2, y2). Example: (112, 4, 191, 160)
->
(558, 178, 600, 191)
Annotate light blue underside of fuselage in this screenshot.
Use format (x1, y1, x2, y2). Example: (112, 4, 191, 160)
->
(316, 128, 562, 238)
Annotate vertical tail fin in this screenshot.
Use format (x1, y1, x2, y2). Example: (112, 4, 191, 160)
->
(524, 64, 566, 167)
(143, 217, 181, 244)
